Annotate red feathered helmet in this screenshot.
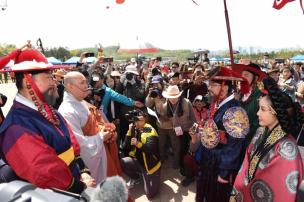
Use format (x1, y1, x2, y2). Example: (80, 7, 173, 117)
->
(207, 66, 250, 95)
(0, 43, 68, 125)
(0, 48, 66, 72)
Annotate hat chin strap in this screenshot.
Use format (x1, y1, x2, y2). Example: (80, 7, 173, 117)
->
(207, 81, 225, 127)
(24, 73, 59, 125)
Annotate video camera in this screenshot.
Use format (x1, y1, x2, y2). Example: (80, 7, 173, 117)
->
(150, 87, 162, 98)
(125, 72, 134, 81)
(0, 180, 85, 202)
(125, 109, 144, 123)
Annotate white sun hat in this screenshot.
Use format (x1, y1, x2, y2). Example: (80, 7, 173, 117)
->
(162, 85, 183, 99)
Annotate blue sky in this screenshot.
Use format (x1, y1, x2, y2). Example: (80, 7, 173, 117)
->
(0, 0, 303, 51)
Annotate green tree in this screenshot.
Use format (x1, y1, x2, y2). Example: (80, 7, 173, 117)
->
(44, 47, 71, 61)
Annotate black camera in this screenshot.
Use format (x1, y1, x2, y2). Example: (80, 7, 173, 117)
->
(125, 72, 134, 81)
(125, 109, 144, 122)
(150, 87, 161, 98)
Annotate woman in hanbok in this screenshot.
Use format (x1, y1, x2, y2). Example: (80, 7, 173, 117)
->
(231, 76, 304, 202)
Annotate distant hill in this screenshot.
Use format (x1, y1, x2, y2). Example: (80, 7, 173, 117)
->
(71, 46, 193, 62)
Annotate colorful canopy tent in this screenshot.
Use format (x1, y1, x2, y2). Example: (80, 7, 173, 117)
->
(210, 57, 225, 62)
(290, 55, 304, 62)
(63, 56, 97, 65)
(47, 57, 62, 65)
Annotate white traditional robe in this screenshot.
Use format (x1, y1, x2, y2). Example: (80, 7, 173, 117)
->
(59, 92, 107, 183)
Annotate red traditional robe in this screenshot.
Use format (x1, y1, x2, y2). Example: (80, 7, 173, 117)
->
(232, 127, 303, 202)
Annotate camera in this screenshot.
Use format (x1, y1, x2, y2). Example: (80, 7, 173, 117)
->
(125, 109, 144, 122)
(125, 72, 134, 81)
(150, 87, 161, 98)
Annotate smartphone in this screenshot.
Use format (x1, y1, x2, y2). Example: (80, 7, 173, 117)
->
(190, 123, 199, 134)
(84, 52, 95, 57)
(103, 57, 114, 63)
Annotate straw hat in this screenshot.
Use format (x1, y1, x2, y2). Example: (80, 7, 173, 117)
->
(53, 69, 66, 78)
(162, 85, 183, 99)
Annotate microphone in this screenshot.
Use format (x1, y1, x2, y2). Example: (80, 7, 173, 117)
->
(82, 176, 128, 202)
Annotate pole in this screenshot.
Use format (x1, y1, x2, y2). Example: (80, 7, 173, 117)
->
(223, 0, 234, 66)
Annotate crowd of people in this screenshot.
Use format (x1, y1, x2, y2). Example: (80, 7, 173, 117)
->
(0, 43, 304, 202)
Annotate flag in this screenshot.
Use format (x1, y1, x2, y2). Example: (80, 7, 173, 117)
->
(273, 0, 295, 10)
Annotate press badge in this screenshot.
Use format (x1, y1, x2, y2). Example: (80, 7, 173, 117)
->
(174, 126, 183, 136)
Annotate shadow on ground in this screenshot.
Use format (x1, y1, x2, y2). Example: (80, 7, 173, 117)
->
(128, 156, 196, 202)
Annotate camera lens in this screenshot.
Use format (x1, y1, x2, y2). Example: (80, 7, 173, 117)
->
(126, 73, 134, 81)
(150, 88, 160, 98)
(150, 90, 158, 98)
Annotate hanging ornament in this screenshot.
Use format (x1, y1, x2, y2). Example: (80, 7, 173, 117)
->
(116, 0, 125, 4)
(192, 0, 199, 6)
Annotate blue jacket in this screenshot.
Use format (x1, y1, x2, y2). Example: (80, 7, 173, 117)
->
(100, 85, 134, 116)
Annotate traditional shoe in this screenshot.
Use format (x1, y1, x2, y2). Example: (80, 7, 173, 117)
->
(126, 178, 141, 189)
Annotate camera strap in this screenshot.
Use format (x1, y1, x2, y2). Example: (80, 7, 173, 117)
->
(168, 100, 180, 126)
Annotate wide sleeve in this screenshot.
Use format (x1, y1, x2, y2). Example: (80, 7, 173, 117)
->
(3, 126, 85, 193)
(251, 138, 303, 202)
(60, 109, 105, 156)
(218, 136, 245, 180)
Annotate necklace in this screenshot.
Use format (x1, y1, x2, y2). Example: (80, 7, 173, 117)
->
(25, 74, 60, 126)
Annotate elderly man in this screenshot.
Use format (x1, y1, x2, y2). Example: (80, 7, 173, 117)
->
(191, 67, 250, 202)
(59, 71, 122, 183)
(0, 46, 95, 194)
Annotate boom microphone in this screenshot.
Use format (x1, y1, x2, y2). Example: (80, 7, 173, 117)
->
(82, 176, 128, 202)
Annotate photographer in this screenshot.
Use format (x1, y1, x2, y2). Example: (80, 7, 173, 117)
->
(120, 109, 161, 199)
(118, 65, 146, 143)
(89, 71, 143, 117)
(146, 85, 196, 173)
(145, 75, 164, 99)
(181, 65, 208, 102)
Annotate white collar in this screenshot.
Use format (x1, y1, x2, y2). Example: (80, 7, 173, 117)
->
(218, 94, 234, 108)
(63, 92, 88, 108)
(63, 92, 79, 103)
(15, 93, 38, 111)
